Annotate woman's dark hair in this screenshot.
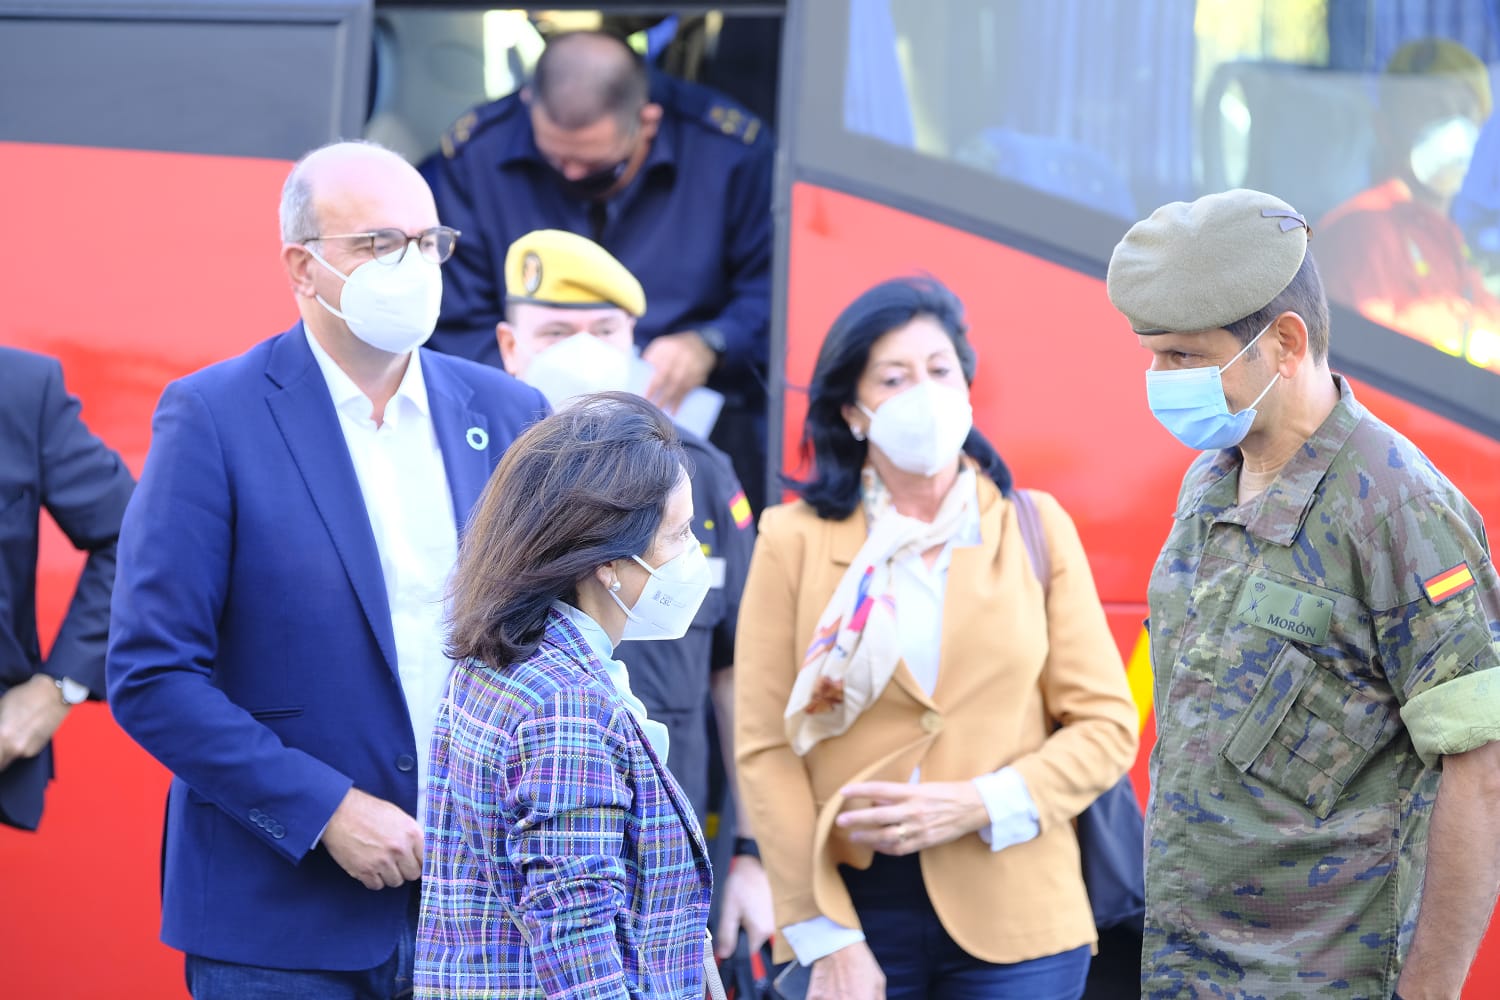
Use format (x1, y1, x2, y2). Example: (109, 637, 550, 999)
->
(447, 392, 689, 668)
(792, 276, 1012, 520)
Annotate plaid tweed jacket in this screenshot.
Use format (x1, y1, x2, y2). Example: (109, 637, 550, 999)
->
(416, 610, 713, 999)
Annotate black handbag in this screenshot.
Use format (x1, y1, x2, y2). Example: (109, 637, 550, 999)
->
(718, 929, 780, 999)
(1012, 489, 1146, 933)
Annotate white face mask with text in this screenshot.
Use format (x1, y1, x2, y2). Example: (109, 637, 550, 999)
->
(608, 540, 712, 642)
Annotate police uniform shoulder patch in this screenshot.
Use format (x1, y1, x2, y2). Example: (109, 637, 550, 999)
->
(440, 95, 523, 159)
(1423, 562, 1476, 604)
(440, 109, 480, 160)
(706, 103, 763, 146)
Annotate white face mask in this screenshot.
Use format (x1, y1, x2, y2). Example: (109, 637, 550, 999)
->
(1410, 115, 1480, 198)
(858, 381, 974, 477)
(308, 244, 442, 355)
(608, 539, 711, 642)
(522, 331, 633, 410)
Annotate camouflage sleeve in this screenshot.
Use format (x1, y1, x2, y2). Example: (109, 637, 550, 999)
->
(1364, 491, 1500, 766)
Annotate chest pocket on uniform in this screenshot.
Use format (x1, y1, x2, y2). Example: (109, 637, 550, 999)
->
(1221, 642, 1393, 820)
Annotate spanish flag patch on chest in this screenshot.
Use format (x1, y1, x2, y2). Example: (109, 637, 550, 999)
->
(1423, 562, 1476, 604)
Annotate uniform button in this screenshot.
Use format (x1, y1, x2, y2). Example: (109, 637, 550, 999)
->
(920, 711, 943, 734)
(396, 754, 416, 772)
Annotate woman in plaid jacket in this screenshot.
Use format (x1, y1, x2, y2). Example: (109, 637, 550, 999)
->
(416, 393, 714, 999)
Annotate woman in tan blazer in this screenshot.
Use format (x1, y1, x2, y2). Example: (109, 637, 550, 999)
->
(735, 277, 1138, 999)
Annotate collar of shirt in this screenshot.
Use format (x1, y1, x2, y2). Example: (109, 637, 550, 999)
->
(895, 478, 984, 578)
(1178, 375, 1365, 545)
(303, 328, 431, 429)
(549, 599, 671, 759)
(551, 599, 616, 665)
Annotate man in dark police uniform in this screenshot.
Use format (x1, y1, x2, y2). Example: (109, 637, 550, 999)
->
(423, 28, 774, 509)
(494, 227, 773, 962)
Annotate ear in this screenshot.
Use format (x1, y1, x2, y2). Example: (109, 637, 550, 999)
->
(496, 322, 521, 376)
(840, 402, 868, 441)
(1268, 311, 1311, 379)
(592, 561, 619, 594)
(638, 102, 664, 139)
(281, 242, 318, 298)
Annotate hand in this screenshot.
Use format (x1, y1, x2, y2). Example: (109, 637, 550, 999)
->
(808, 940, 885, 1000)
(641, 331, 716, 415)
(835, 780, 990, 855)
(321, 787, 424, 890)
(714, 855, 776, 959)
(0, 674, 74, 771)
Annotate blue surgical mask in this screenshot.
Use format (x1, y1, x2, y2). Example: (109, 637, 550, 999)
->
(1145, 323, 1280, 451)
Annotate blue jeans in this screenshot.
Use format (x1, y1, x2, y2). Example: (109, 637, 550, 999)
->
(844, 854, 1091, 1000)
(185, 892, 418, 1000)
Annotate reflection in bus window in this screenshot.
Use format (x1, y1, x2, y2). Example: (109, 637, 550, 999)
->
(839, 0, 1500, 375)
(1318, 39, 1500, 374)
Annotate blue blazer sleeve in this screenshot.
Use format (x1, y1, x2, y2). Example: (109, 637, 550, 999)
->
(35, 358, 134, 694)
(106, 380, 353, 861)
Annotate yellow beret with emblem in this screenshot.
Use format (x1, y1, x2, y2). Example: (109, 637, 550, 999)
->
(503, 229, 647, 317)
(1106, 188, 1311, 334)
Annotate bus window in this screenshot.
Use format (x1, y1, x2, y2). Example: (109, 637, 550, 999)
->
(816, 0, 1500, 394)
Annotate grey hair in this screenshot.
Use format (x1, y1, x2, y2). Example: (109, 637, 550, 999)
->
(278, 138, 399, 243)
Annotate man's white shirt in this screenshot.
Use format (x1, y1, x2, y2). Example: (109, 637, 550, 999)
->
(306, 331, 457, 824)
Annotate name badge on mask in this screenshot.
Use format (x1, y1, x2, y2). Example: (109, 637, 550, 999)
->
(1235, 574, 1334, 644)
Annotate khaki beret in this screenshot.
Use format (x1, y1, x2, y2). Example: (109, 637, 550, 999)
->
(504, 229, 646, 317)
(1106, 188, 1310, 334)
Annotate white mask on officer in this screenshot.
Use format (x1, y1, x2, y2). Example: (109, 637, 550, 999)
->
(523, 332, 633, 411)
(308, 244, 442, 355)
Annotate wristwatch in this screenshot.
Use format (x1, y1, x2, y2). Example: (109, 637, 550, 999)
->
(733, 836, 760, 860)
(55, 676, 89, 706)
(697, 326, 728, 364)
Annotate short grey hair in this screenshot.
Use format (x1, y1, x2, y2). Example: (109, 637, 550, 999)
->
(279, 166, 317, 243)
(278, 138, 399, 242)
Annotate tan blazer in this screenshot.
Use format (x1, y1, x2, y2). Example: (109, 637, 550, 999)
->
(734, 476, 1138, 964)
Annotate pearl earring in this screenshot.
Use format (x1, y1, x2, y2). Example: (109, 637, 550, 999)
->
(610, 580, 621, 592)
(850, 424, 866, 442)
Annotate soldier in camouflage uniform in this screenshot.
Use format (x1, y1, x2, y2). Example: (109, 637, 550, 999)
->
(1106, 188, 1500, 1000)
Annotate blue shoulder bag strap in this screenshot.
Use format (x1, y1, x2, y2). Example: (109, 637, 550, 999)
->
(1010, 488, 1146, 933)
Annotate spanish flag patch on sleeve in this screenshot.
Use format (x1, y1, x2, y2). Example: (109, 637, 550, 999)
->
(1423, 562, 1476, 604)
(729, 490, 752, 530)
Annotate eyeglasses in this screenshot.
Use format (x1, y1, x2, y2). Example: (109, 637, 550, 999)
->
(302, 226, 460, 265)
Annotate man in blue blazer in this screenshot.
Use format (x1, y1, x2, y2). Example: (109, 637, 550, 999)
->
(107, 141, 548, 998)
(0, 348, 133, 831)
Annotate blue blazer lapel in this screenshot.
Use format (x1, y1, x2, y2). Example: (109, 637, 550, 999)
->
(263, 326, 398, 674)
(420, 351, 495, 534)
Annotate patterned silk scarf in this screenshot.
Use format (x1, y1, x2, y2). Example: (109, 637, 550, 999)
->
(783, 464, 977, 755)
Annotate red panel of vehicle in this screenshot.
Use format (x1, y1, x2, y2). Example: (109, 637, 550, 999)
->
(1, 140, 292, 1000)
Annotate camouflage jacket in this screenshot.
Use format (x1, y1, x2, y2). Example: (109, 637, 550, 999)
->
(1143, 377, 1500, 999)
